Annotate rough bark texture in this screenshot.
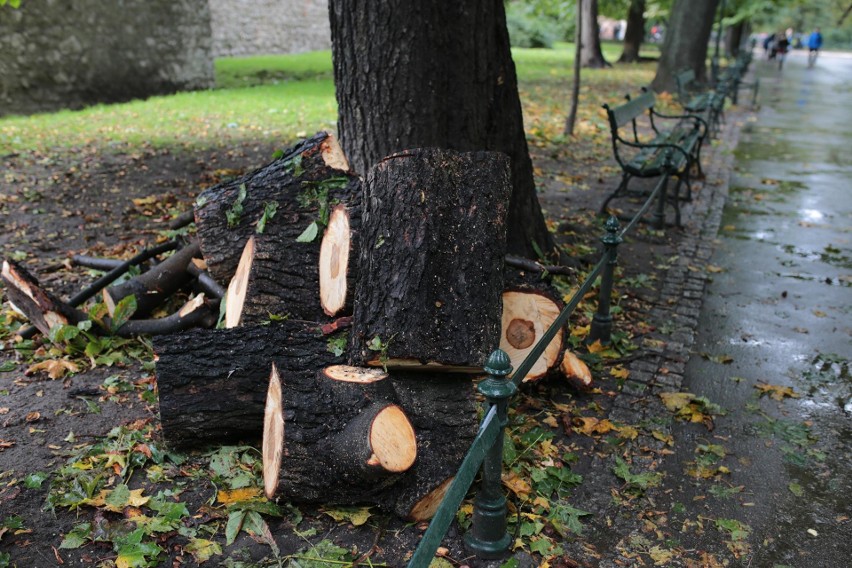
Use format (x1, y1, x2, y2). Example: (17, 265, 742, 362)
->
(387, 374, 479, 520)
(103, 242, 201, 317)
(1, 260, 86, 336)
(579, 0, 610, 68)
(618, 0, 646, 63)
(269, 366, 414, 503)
(194, 132, 357, 284)
(154, 321, 343, 448)
(328, 0, 554, 259)
(651, 0, 720, 93)
(349, 149, 510, 370)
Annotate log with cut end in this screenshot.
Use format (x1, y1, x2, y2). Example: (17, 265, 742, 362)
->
(500, 287, 564, 383)
(1, 260, 87, 336)
(349, 148, 511, 371)
(154, 321, 344, 448)
(224, 198, 360, 326)
(560, 349, 593, 391)
(194, 131, 358, 284)
(262, 364, 417, 503)
(102, 242, 201, 318)
(385, 374, 479, 521)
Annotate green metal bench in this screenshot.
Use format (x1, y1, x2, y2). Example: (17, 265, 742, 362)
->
(601, 89, 706, 228)
(674, 68, 727, 136)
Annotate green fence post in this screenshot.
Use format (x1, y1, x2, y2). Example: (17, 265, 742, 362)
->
(588, 216, 623, 345)
(464, 349, 516, 559)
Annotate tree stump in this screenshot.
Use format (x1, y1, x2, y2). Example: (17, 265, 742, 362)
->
(262, 364, 417, 503)
(194, 131, 358, 285)
(154, 321, 344, 448)
(349, 148, 511, 371)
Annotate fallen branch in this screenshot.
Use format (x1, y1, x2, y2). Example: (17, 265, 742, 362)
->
(505, 254, 576, 276)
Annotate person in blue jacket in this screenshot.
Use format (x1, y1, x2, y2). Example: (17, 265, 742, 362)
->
(807, 27, 823, 68)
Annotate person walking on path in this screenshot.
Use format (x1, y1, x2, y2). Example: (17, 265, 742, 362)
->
(808, 27, 823, 67)
(776, 31, 790, 69)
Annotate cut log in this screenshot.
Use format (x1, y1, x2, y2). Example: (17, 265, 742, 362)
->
(154, 321, 344, 448)
(262, 364, 416, 503)
(186, 259, 226, 299)
(103, 242, 201, 318)
(386, 374, 479, 521)
(560, 349, 593, 391)
(349, 148, 511, 370)
(1, 260, 87, 335)
(224, 196, 361, 326)
(500, 288, 564, 383)
(319, 204, 358, 317)
(194, 131, 358, 284)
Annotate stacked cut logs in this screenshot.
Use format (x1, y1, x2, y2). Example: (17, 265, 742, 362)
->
(2, 132, 593, 521)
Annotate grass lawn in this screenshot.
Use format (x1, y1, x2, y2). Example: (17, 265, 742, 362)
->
(0, 43, 661, 155)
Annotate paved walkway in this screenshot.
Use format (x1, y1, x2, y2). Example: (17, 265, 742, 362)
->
(561, 51, 851, 567)
(662, 49, 852, 566)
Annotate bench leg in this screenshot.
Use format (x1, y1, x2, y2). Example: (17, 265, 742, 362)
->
(654, 175, 669, 230)
(600, 173, 631, 216)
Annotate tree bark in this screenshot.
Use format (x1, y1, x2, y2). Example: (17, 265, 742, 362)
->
(1, 260, 87, 336)
(386, 374, 479, 521)
(328, 0, 554, 259)
(618, 0, 646, 63)
(193, 132, 356, 284)
(348, 149, 510, 371)
(263, 364, 417, 503)
(579, 0, 610, 68)
(565, 0, 583, 136)
(225, 192, 360, 327)
(651, 0, 720, 93)
(726, 21, 748, 57)
(153, 321, 345, 448)
(102, 242, 201, 318)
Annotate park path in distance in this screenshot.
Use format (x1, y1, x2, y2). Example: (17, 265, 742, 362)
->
(656, 49, 852, 565)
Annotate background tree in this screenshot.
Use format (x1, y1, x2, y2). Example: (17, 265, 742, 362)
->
(650, 0, 720, 92)
(329, 0, 554, 259)
(579, 0, 611, 67)
(618, 0, 647, 62)
(565, 0, 583, 135)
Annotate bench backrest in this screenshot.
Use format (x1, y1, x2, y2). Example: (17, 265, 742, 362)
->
(674, 68, 697, 98)
(603, 90, 656, 130)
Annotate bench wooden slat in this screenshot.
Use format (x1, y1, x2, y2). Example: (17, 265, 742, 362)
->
(608, 91, 656, 128)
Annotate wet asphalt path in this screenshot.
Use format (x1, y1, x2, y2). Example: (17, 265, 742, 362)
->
(659, 51, 852, 566)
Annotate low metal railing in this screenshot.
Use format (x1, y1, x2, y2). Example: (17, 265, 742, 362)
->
(407, 176, 669, 567)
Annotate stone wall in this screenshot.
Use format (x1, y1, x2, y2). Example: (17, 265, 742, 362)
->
(209, 0, 330, 57)
(0, 0, 214, 117)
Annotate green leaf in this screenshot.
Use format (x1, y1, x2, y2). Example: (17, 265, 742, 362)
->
(322, 506, 371, 526)
(255, 201, 279, 234)
(428, 559, 454, 568)
(225, 510, 246, 546)
(110, 295, 138, 332)
(226, 184, 248, 229)
(788, 482, 804, 496)
(0, 361, 16, 372)
(184, 538, 222, 564)
(59, 522, 92, 549)
(613, 457, 662, 490)
(296, 221, 319, 243)
(24, 471, 48, 489)
(326, 334, 347, 357)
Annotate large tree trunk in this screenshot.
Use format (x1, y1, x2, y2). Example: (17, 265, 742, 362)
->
(651, 0, 720, 92)
(153, 321, 345, 448)
(348, 149, 510, 371)
(328, 0, 554, 259)
(579, 0, 610, 68)
(726, 21, 748, 57)
(618, 0, 646, 63)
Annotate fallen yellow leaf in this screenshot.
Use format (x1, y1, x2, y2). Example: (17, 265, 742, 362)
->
(755, 382, 799, 401)
(26, 359, 79, 379)
(217, 487, 263, 505)
(502, 471, 532, 499)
